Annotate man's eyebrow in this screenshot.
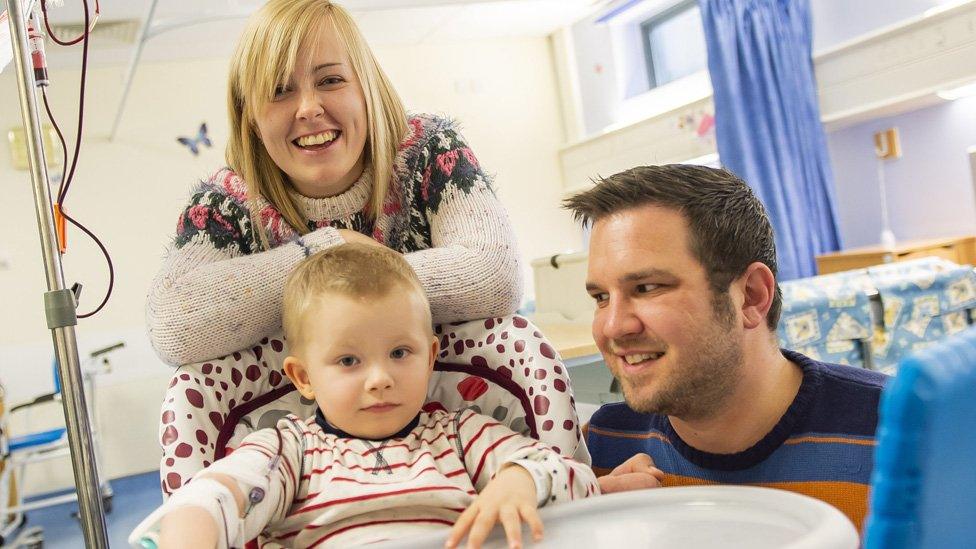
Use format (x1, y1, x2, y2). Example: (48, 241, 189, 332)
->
(621, 269, 674, 282)
(586, 269, 676, 292)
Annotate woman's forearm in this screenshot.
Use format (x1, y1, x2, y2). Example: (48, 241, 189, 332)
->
(147, 228, 344, 366)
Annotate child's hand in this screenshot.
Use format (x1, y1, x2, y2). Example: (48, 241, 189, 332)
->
(445, 464, 543, 549)
(159, 506, 219, 549)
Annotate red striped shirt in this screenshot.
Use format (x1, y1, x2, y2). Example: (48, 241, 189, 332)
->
(200, 409, 598, 548)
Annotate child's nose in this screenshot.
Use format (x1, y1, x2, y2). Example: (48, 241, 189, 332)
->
(364, 364, 394, 391)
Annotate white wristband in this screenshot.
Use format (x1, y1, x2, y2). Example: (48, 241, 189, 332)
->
(510, 459, 553, 508)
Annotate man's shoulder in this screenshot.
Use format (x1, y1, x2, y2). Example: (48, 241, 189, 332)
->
(791, 353, 890, 396)
(787, 351, 889, 437)
(788, 349, 888, 393)
(821, 360, 889, 390)
(586, 403, 674, 472)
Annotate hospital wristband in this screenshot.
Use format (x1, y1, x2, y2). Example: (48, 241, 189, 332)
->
(510, 459, 553, 508)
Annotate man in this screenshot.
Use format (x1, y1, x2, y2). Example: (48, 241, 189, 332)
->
(564, 165, 887, 530)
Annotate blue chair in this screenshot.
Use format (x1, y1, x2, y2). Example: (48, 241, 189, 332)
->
(864, 325, 976, 548)
(7, 360, 69, 454)
(0, 344, 121, 547)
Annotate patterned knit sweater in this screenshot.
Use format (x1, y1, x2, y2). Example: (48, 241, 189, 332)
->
(143, 409, 599, 548)
(147, 114, 523, 366)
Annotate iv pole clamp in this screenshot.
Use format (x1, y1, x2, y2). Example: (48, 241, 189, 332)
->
(5, 0, 110, 546)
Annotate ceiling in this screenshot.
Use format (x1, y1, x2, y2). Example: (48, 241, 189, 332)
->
(36, 0, 606, 66)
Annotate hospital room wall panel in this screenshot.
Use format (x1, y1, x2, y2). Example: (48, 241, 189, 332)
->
(816, 1, 976, 127)
(557, 1, 976, 192)
(559, 96, 715, 195)
(0, 35, 575, 495)
(827, 95, 976, 249)
(565, 0, 966, 139)
(810, 0, 959, 53)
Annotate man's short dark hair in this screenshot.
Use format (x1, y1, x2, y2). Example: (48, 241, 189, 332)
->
(563, 164, 782, 330)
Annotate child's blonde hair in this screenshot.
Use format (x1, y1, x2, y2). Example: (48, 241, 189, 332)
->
(227, 0, 408, 250)
(283, 243, 430, 348)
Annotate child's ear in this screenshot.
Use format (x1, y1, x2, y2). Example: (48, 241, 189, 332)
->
(428, 336, 439, 372)
(283, 356, 314, 399)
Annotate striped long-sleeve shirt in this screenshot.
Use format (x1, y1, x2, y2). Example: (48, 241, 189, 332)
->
(194, 408, 598, 547)
(587, 350, 887, 531)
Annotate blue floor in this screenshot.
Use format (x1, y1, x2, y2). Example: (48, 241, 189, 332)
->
(21, 471, 161, 548)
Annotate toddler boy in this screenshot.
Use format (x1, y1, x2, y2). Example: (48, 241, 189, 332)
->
(132, 243, 598, 548)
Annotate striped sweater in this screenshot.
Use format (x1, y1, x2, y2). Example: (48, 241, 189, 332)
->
(194, 409, 598, 547)
(587, 350, 887, 531)
(146, 114, 522, 366)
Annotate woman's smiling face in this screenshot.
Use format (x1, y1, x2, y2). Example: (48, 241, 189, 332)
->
(254, 25, 369, 198)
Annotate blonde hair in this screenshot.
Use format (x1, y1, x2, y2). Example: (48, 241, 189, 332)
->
(227, 0, 408, 250)
(283, 243, 430, 348)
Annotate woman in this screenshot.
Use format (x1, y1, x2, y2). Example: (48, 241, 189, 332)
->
(147, 0, 522, 367)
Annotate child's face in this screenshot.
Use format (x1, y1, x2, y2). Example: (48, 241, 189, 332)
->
(283, 289, 438, 439)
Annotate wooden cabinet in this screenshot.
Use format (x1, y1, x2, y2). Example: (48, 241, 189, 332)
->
(815, 236, 976, 275)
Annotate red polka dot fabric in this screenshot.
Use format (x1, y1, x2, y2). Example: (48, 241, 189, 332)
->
(158, 316, 586, 498)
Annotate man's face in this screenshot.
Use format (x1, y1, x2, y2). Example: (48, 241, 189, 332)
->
(586, 204, 743, 420)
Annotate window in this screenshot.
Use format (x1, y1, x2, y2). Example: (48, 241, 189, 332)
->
(641, 0, 708, 90)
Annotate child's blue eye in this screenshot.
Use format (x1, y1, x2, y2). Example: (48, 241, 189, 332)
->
(390, 348, 410, 360)
(338, 356, 358, 367)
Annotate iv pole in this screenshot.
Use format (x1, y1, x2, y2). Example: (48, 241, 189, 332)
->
(4, 0, 109, 546)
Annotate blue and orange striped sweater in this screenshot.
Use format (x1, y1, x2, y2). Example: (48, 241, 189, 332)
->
(586, 350, 888, 530)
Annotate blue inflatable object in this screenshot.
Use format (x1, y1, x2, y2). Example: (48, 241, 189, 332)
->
(864, 325, 976, 548)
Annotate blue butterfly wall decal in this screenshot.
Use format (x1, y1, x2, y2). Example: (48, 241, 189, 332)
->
(177, 123, 213, 156)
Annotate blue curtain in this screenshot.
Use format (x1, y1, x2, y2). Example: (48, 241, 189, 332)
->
(699, 0, 840, 281)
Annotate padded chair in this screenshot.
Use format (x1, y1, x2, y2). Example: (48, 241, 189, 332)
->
(0, 344, 120, 548)
(863, 325, 976, 548)
(158, 315, 590, 500)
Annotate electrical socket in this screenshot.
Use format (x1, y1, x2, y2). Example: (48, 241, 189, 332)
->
(874, 127, 902, 160)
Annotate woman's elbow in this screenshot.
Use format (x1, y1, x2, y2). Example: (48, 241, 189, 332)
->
(478, 247, 524, 316)
(146, 295, 211, 367)
(148, 328, 191, 367)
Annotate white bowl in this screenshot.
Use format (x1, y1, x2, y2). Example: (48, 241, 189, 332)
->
(379, 485, 860, 549)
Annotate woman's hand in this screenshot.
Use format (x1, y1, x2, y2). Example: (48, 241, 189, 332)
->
(597, 453, 665, 494)
(335, 228, 385, 248)
(445, 464, 543, 549)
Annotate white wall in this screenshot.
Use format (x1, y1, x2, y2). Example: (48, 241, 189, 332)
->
(0, 35, 575, 494)
(569, 10, 619, 137)
(827, 96, 976, 248)
(373, 39, 581, 290)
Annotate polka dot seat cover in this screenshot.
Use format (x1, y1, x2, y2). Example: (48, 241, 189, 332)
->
(159, 315, 589, 496)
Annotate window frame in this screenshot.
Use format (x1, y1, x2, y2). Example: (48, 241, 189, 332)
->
(640, 0, 702, 90)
